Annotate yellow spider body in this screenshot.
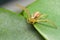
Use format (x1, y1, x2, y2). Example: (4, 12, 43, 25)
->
(28, 12, 40, 24)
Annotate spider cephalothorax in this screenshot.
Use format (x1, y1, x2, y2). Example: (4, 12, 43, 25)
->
(28, 12, 41, 24)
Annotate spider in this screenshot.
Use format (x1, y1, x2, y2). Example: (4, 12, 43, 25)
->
(16, 4, 57, 29)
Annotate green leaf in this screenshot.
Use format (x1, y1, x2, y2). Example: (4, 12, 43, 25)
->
(23, 0, 60, 40)
(0, 8, 44, 40)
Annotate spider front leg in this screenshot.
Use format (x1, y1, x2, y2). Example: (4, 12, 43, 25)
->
(16, 4, 31, 19)
(38, 14, 48, 19)
(37, 19, 57, 29)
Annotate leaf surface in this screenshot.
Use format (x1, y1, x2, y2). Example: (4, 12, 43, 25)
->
(23, 0, 60, 40)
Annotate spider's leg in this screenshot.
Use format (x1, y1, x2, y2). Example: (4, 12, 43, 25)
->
(16, 4, 31, 18)
(39, 14, 48, 19)
(37, 19, 57, 29)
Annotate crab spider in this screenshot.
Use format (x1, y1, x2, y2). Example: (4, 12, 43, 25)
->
(16, 4, 57, 29)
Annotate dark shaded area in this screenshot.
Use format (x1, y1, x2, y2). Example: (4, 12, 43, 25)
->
(0, 0, 13, 5)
